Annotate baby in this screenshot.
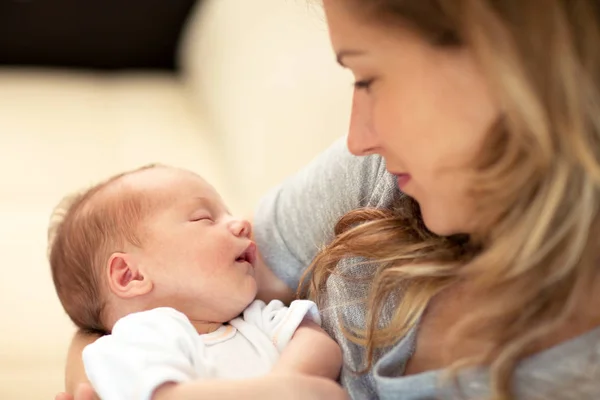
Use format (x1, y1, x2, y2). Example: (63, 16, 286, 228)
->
(48, 164, 342, 400)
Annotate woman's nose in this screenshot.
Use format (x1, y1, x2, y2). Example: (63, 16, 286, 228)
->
(347, 92, 379, 156)
(229, 218, 252, 238)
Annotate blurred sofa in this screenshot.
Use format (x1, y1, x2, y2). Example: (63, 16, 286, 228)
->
(0, 0, 351, 398)
(0, 0, 352, 212)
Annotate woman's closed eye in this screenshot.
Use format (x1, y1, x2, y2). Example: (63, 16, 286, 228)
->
(353, 78, 375, 91)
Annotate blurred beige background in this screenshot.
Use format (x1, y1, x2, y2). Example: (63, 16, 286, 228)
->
(0, 0, 352, 398)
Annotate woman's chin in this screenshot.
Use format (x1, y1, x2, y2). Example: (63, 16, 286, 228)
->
(421, 208, 463, 237)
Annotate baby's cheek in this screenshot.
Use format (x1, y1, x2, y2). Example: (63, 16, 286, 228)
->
(196, 248, 226, 268)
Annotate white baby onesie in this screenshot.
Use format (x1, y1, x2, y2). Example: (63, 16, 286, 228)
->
(83, 299, 320, 400)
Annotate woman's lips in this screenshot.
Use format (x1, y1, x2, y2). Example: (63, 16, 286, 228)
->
(395, 174, 411, 190)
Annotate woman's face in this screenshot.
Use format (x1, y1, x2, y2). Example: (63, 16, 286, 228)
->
(323, 0, 501, 236)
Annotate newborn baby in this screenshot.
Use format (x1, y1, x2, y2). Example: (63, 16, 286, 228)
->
(48, 164, 341, 400)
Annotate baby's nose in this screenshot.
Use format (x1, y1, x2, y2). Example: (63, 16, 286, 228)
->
(229, 219, 252, 238)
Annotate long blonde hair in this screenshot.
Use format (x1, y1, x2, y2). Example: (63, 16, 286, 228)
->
(302, 1, 600, 398)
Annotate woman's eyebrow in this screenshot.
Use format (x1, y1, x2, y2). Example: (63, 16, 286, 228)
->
(336, 49, 366, 67)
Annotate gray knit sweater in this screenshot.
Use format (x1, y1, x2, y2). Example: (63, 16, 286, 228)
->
(254, 138, 600, 399)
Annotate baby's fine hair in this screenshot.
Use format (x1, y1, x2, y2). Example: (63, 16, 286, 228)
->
(48, 164, 159, 333)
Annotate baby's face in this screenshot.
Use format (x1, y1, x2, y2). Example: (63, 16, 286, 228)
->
(125, 167, 257, 322)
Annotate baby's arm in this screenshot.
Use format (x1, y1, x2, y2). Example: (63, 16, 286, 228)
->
(244, 299, 342, 381)
(273, 319, 342, 380)
(82, 308, 203, 400)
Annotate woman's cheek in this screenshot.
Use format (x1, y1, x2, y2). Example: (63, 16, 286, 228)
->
(373, 96, 405, 153)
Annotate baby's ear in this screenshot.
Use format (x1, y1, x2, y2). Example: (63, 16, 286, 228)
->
(106, 252, 153, 298)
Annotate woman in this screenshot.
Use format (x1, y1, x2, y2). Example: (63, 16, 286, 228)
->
(57, 0, 600, 399)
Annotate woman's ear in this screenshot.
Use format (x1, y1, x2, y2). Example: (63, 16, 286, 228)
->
(106, 252, 153, 298)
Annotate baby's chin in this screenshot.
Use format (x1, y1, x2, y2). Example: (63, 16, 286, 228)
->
(212, 294, 260, 323)
(239, 287, 260, 314)
(233, 288, 259, 317)
(149, 279, 259, 322)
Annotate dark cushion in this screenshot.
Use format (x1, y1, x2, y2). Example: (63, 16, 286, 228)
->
(0, 0, 198, 71)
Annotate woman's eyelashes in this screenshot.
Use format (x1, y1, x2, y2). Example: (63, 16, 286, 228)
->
(353, 78, 375, 91)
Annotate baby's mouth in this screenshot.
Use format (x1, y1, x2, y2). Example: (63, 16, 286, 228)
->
(235, 242, 257, 267)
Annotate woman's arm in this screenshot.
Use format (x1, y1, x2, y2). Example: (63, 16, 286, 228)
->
(58, 312, 347, 400)
(153, 374, 348, 400)
(64, 330, 101, 398)
(58, 374, 348, 400)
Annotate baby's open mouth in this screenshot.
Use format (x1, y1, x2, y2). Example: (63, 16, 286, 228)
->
(236, 242, 257, 266)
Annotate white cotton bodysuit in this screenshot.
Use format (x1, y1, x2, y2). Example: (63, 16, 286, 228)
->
(82, 299, 320, 400)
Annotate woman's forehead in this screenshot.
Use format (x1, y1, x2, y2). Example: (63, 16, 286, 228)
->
(323, 0, 374, 47)
(323, 0, 420, 65)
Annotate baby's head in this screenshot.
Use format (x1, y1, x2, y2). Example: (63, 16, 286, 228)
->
(48, 165, 257, 333)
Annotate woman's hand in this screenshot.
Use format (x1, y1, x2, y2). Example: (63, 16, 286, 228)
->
(54, 383, 97, 400)
(249, 219, 296, 304)
(254, 250, 295, 304)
